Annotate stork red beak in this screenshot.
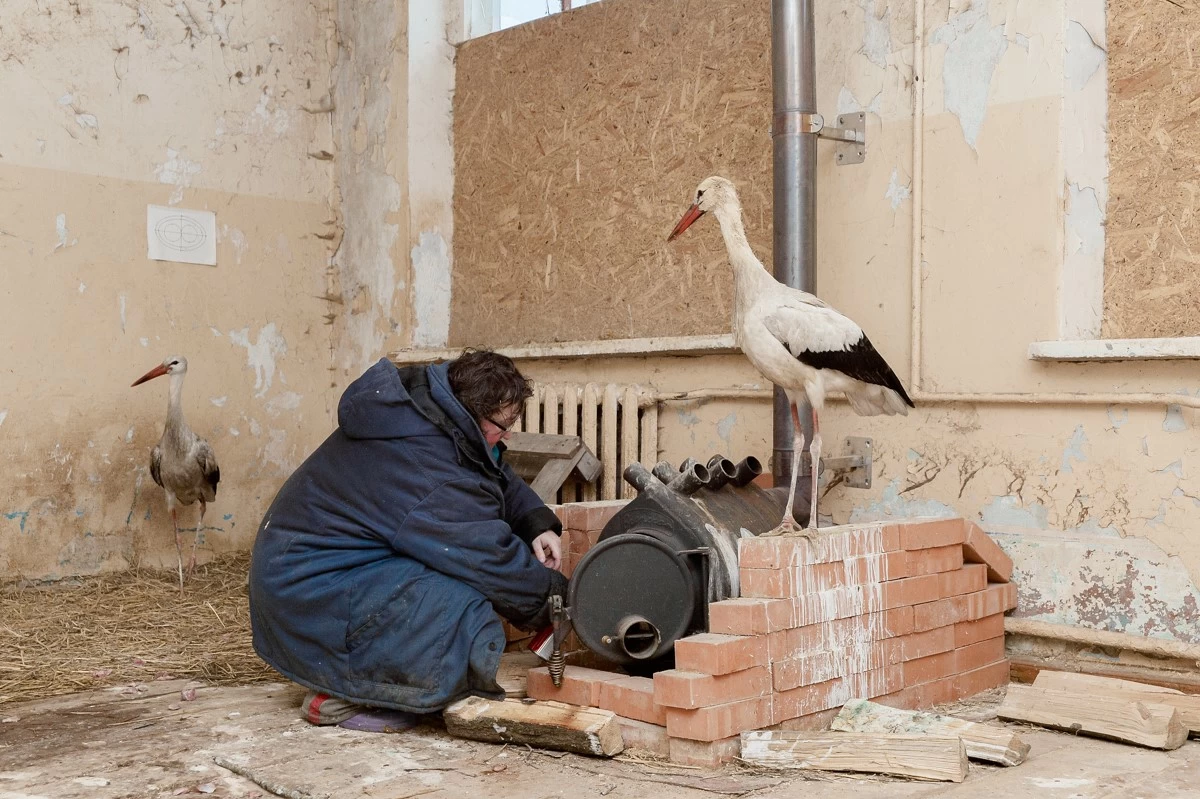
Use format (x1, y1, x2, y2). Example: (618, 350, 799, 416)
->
(131, 363, 169, 387)
(668, 203, 705, 242)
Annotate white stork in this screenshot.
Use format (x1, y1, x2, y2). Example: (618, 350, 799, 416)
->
(668, 176, 913, 536)
(131, 356, 221, 588)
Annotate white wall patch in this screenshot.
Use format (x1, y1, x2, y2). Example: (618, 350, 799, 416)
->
(932, 2, 1008, 150)
(411, 229, 452, 348)
(229, 323, 288, 398)
(885, 169, 912, 210)
(858, 0, 891, 68)
(53, 213, 77, 251)
(837, 86, 882, 117)
(1065, 20, 1105, 92)
(220, 225, 248, 264)
(266, 391, 303, 415)
(153, 148, 202, 205)
(147, 205, 217, 266)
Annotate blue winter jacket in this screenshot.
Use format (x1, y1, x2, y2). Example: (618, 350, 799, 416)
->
(249, 358, 565, 713)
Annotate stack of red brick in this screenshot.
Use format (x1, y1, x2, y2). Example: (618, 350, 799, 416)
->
(527, 508, 1017, 766)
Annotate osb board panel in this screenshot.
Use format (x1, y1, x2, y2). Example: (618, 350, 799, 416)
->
(451, 0, 774, 346)
(1103, 0, 1200, 338)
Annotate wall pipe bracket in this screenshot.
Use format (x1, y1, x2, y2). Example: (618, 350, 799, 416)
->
(819, 436, 873, 489)
(772, 109, 867, 166)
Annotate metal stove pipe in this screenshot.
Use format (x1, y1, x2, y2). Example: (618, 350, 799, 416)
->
(652, 460, 679, 484)
(705, 455, 737, 490)
(771, 0, 818, 488)
(731, 456, 764, 487)
(669, 461, 711, 495)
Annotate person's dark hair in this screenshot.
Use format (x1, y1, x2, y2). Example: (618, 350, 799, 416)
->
(447, 348, 532, 424)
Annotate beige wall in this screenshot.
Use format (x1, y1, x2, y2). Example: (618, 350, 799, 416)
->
(1, 0, 464, 581)
(328, 0, 459, 375)
(6, 0, 1197, 646)
(436, 0, 1200, 643)
(0, 0, 338, 579)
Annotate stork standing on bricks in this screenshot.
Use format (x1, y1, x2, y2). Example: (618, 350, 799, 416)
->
(132, 356, 220, 588)
(668, 176, 913, 537)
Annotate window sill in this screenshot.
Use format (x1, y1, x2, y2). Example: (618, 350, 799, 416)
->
(389, 334, 740, 364)
(1028, 337, 1200, 362)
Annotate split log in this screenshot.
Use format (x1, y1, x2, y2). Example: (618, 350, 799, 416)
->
(1005, 618, 1200, 662)
(831, 698, 1029, 765)
(496, 651, 543, 698)
(997, 684, 1186, 750)
(739, 730, 968, 782)
(1009, 655, 1200, 695)
(443, 696, 623, 757)
(1033, 671, 1200, 736)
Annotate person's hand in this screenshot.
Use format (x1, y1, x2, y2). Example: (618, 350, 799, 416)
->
(531, 530, 562, 571)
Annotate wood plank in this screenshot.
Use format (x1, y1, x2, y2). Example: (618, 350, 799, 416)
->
(1009, 656, 1200, 695)
(997, 684, 1187, 750)
(739, 730, 968, 782)
(530, 449, 586, 502)
(497, 651, 543, 698)
(1033, 670, 1181, 693)
(831, 698, 1029, 766)
(443, 696, 624, 757)
(1033, 671, 1200, 736)
(575, 448, 602, 481)
(1005, 618, 1200, 662)
(505, 432, 580, 457)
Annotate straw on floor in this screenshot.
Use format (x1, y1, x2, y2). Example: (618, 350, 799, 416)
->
(0, 553, 275, 708)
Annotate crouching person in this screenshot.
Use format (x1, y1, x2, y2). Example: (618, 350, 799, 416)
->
(249, 349, 567, 732)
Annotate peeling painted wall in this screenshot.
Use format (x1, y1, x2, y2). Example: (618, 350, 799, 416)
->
(0, 0, 338, 580)
(327, 0, 458, 376)
(328, 0, 408, 376)
(459, 0, 1200, 645)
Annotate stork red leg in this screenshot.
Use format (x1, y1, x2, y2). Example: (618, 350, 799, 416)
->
(172, 507, 184, 592)
(762, 402, 807, 537)
(808, 407, 822, 529)
(784, 401, 805, 526)
(188, 501, 205, 575)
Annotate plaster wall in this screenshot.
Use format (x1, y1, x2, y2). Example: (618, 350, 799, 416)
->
(1, 0, 464, 580)
(455, 0, 1200, 644)
(0, 0, 338, 579)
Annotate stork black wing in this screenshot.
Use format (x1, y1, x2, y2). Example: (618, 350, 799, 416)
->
(149, 445, 164, 488)
(796, 334, 914, 408)
(197, 442, 220, 496)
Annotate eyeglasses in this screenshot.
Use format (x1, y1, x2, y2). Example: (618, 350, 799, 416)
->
(485, 413, 520, 433)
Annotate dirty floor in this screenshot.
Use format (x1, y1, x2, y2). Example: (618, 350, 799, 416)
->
(1, 679, 1198, 799)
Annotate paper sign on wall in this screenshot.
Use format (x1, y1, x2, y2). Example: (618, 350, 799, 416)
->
(147, 205, 217, 266)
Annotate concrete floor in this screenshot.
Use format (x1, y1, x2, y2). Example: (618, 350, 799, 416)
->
(1, 679, 1197, 799)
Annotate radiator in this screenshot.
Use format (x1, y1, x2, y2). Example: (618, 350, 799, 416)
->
(512, 383, 658, 502)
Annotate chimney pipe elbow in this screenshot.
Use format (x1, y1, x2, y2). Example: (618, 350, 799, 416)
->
(732, 456, 764, 487)
(624, 462, 662, 494)
(669, 462, 711, 495)
(705, 455, 737, 490)
(652, 460, 678, 484)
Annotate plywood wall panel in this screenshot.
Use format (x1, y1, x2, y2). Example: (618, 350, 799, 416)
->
(1103, 0, 1200, 338)
(450, 0, 775, 345)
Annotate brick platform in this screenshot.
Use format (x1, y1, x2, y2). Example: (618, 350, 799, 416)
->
(526, 505, 1016, 767)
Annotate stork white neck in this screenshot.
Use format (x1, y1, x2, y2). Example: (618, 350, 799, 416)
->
(712, 196, 776, 325)
(165, 371, 189, 440)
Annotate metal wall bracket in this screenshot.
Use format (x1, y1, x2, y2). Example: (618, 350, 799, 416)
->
(771, 110, 867, 166)
(820, 436, 873, 489)
(828, 112, 866, 165)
